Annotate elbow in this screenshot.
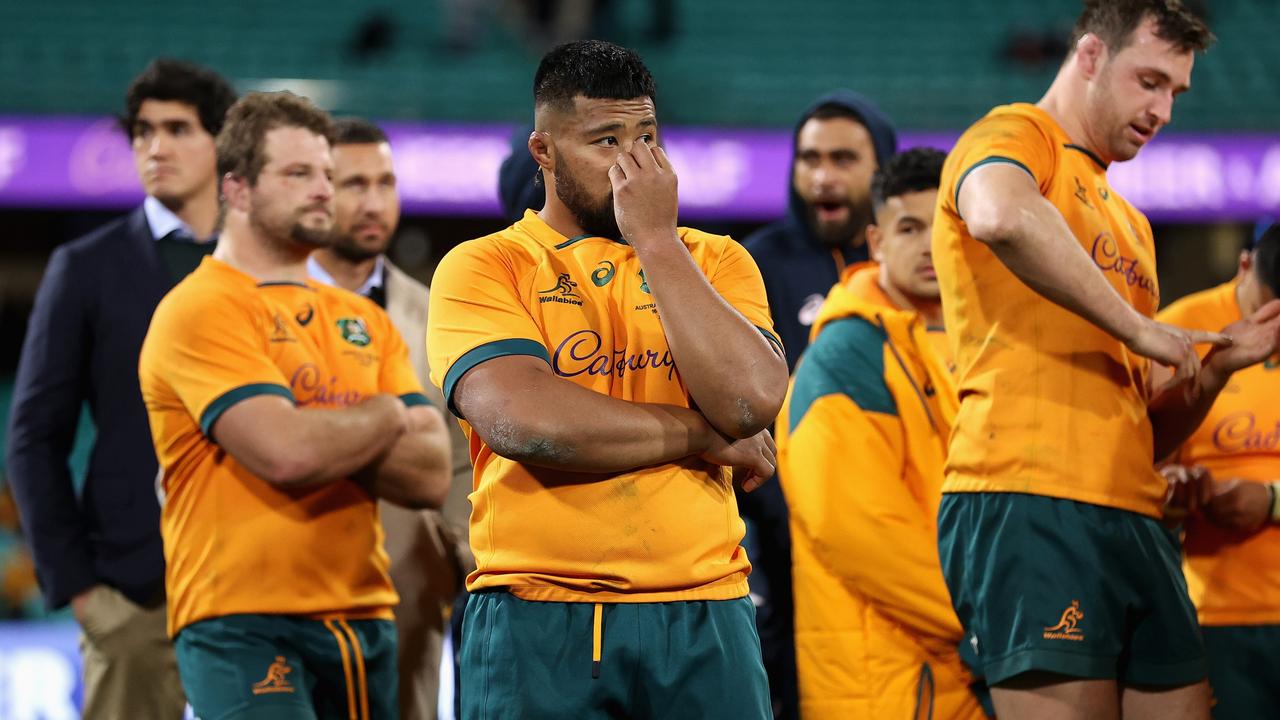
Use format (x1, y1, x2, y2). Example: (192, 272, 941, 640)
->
(258, 451, 324, 490)
(718, 367, 788, 439)
(479, 413, 572, 466)
(400, 470, 451, 511)
(964, 203, 1019, 248)
(716, 393, 783, 439)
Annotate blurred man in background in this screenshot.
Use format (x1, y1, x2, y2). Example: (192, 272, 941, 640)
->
(779, 148, 987, 719)
(744, 90, 898, 369)
(6, 58, 235, 719)
(932, 2, 1280, 718)
(308, 117, 473, 720)
(1157, 223, 1280, 720)
(139, 91, 452, 720)
(739, 89, 897, 720)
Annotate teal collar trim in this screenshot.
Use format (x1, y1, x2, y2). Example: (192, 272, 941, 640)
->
(1063, 144, 1108, 170)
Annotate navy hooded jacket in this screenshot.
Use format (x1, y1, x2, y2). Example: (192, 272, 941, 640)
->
(742, 91, 897, 370)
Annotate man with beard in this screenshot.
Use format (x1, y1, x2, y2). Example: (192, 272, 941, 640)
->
(139, 92, 453, 720)
(738, 90, 897, 720)
(308, 118, 473, 720)
(743, 91, 897, 370)
(427, 40, 786, 719)
(933, 2, 1280, 718)
(7, 58, 234, 719)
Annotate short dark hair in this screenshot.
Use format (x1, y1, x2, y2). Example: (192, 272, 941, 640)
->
(122, 58, 237, 140)
(871, 148, 946, 210)
(216, 91, 335, 184)
(332, 117, 389, 146)
(1069, 0, 1214, 55)
(533, 40, 656, 113)
(1256, 223, 1280, 298)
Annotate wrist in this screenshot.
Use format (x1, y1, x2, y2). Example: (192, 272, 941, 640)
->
(1116, 309, 1148, 346)
(677, 406, 715, 455)
(628, 230, 681, 254)
(1199, 356, 1230, 396)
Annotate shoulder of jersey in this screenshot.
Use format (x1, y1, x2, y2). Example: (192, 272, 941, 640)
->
(676, 226, 733, 252)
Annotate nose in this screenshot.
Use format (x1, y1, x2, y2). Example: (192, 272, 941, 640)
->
(361, 187, 385, 215)
(313, 174, 334, 204)
(1151, 91, 1174, 129)
(147, 131, 171, 158)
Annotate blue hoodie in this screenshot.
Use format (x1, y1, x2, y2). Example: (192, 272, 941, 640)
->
(742, 91, 898, 370)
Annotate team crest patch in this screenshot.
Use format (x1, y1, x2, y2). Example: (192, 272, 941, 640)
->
(336, 317, 371, 347)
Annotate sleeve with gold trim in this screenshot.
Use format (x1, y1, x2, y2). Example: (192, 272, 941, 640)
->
(427, 238, 549, 415)
(709, 237, 784, 355)
(140, 288, 292, 440)
(780, 316, 963, 644)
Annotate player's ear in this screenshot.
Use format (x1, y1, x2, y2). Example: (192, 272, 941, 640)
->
(1239, 249, 1255, 278)
(1076, 33, 1106, 79)
(221, 173, 251, 212)
(866, 223, 885, 263)
(528, 131, 555, 175)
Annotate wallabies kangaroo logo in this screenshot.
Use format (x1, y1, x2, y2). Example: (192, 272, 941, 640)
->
(539, 273, 584, 305)
(1043, 600, 1085, 641)
(252, 656, 295, 695)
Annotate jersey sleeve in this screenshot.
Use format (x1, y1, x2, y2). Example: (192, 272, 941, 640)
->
(372, 306, 430, 408)
(427, 238, 549, 415)
(139, 288, 293, 440)
(944, 111, 1057, 217)
(710, 238, 784, 355)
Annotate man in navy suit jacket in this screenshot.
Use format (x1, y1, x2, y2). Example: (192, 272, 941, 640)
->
(6, 58, 235, 719)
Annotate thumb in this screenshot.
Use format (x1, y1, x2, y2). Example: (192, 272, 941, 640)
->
(1187, 328, 1232, 347)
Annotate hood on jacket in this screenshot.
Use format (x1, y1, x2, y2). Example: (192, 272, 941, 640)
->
(786, 91, 898, 249)
(810, 265, 957, 427)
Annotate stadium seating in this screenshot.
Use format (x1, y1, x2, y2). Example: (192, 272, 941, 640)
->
(0, 1, 1276, 126)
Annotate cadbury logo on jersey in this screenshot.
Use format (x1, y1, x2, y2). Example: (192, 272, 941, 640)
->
(1212, 410, 1280, 453)
(290, 363, 363, 407)
(1090, 232, 1157, 301)
(551, 329, 677, 382)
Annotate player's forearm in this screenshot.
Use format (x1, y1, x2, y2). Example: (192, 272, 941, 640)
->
(354, 426, 452, 509)
(273, 395, 407, 487)
(459, 370, 715, 473)
(1149, 359, 1230, 461)
(968, 192, 1146, 344)
(632, 238, 788, 438)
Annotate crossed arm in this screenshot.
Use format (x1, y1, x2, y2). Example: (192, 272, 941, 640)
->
(452, 355, 775, 482)
(212, 392, 452, 509)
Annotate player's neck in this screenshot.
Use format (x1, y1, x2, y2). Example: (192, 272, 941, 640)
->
(312, 248, 378, 293)
(1236, 275, 1266, 318)
(212, 216, 311, 284)
(537, 198, 588, 240)
(880, 275, 944, 327)
(1037, 76, 1109, 166)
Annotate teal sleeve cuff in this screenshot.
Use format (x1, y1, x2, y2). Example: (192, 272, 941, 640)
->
(954, 156, 1037, 210)
(442, 338, 550, 417)
(200, 383, 295, 438)
(400, 392, 432, 408)
(756, 325, 785, 355)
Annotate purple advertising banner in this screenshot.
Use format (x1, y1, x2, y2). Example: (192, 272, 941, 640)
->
(0, 115, 1277, 222)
